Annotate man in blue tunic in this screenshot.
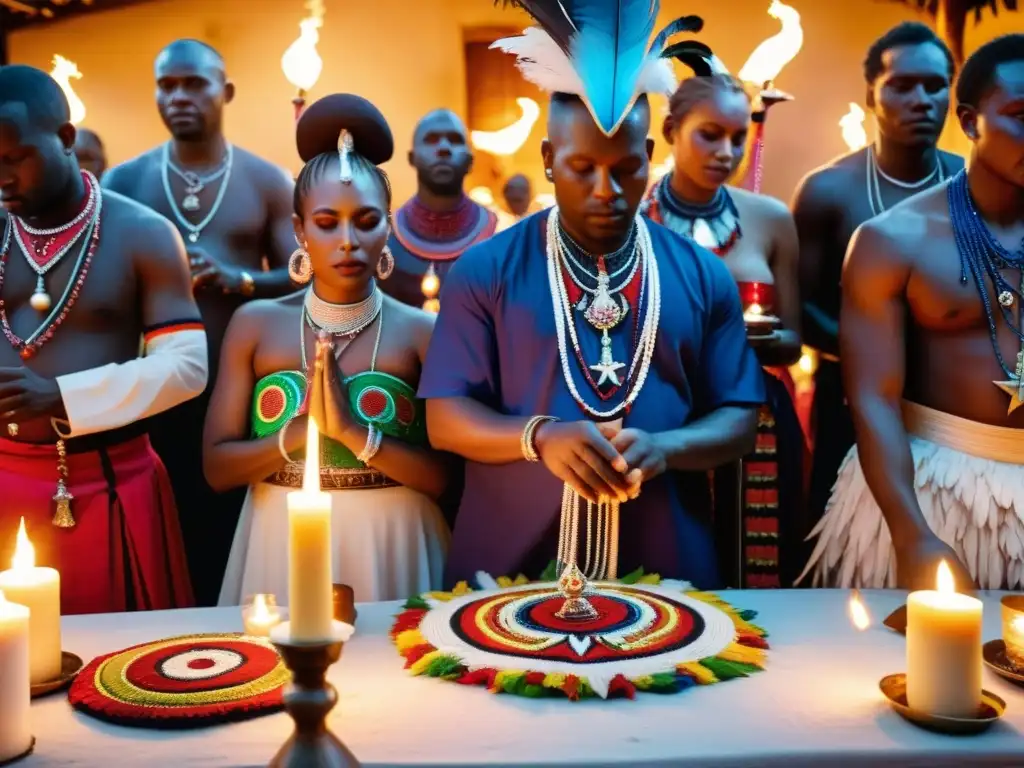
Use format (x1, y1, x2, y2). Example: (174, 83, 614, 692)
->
(419, 1, 765, 588)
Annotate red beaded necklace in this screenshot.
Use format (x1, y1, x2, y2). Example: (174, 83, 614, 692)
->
(0, 174, 103, 360)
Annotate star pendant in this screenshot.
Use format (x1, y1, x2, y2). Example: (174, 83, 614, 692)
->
(590, 359, 625, 387)
(994, 351, 1024, 414)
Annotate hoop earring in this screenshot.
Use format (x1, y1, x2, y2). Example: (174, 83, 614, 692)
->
(288, 247, 313, 284)
(376, 245, 395, 281)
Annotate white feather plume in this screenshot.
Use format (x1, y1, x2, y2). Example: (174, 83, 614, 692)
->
(637, 57, 677, 98)
(491, 27, 585, 96)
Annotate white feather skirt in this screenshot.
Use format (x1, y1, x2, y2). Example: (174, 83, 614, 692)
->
(801, 436, 1024, 590)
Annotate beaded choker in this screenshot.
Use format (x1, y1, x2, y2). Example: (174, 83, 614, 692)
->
(304, 286, 383, 338)
(652, 176, 741, 256)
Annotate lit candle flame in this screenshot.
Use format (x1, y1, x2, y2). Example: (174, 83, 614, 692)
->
(840, 103, 867, 151)
(746, 302, 764, 316)
(737, 1, 804, 85)
(937, 559, 955, 594)
(281, 1, 325, 93)
(1013, 615, 1024, 634)
(302, 416, 320, 493)
(849, 588, 870, 630)
(11, 517, 34, 571)
(50, 55, 86, 126)
(253, 593, 271, 622)
(470, 97, 541, 157)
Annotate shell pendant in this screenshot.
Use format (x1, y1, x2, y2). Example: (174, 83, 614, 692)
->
(30, 276, 51, 312)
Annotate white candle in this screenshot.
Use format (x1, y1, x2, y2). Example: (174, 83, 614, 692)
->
(906, 560, 983, 717)
(286, 417, 333, 642)
(0, 589, 32, 763)
(243, 593, 282, 638)
(0, 518, 62, 684)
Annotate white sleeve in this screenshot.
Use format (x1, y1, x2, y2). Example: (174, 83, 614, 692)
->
(53, 326, 208, 438)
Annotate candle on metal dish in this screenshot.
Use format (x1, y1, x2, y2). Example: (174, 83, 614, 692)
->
(1000, 595, 1024, 670)
(906, 560, 982, 717)
(0, 518, 62, 684)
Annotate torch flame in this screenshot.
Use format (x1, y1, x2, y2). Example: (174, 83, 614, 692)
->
(848, 588, 870, 630)
(302, 416, 320, 493)
(840, 103, 867, 152)
(281, 1, 325, 93)
(253, 593, 272, 621)
(50, 55, 86, 126)
(11, 517, 34, 571)
(738, 1, 804, 86)
(470, 97, 541, 157)
(937, 559, 955, 594)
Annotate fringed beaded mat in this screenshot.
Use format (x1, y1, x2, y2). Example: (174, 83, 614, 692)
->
(68, 633, 289, 728)
(391, 568, 769, 701)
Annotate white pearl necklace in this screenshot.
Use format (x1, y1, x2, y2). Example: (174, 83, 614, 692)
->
(546, 209, 661, 419)
(866, 145, 945, 217)
(304, 285, 383, 338)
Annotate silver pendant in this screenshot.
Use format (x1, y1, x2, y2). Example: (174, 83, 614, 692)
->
(188, 232, 199, 243)
(1000, 291, 1015, 308)
(182, 194, 201, 211)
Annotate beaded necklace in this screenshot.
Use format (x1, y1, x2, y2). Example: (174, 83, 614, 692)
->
(947, 169, 1024, 411)
(0, 180, 104, 360)
(650, 175, 742, 256)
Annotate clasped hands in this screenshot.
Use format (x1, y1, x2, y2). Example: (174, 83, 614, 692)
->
(534, 419, 666, 504)
(305, 333, 360, 448)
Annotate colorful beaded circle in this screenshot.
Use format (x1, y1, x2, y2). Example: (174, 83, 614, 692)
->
(68, 633, 288, 727)
(252, 371, 306, 439)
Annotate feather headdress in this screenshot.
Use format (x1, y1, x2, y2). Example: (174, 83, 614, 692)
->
(493, 1, 710, 136)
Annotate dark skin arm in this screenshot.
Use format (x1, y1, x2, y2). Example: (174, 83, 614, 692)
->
(841, 223, 974, 590)
(792, 172, 840, 357)
(427, 397, 632, 503)
(203, 305, 310, 491)
(0, 214, 202, 426)
(313, 329, 449, 502)
(752, 203, 802, 367)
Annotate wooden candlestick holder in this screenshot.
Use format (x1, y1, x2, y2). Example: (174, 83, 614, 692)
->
(269, 637, 360, 768)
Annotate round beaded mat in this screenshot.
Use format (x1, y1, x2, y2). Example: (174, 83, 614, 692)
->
(68, 633, 289, 728)
(391, 571, 769, 700)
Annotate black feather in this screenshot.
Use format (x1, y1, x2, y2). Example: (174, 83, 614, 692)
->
(493, 0, 578, 54)
(662, 41, 716, 77)
(648, 14, 704, 57)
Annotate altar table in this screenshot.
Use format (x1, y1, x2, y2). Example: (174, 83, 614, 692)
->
(18, 589, 1024, 767)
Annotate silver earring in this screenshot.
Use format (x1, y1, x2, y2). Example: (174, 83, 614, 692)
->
(288, 246, 312, 284)
(376, 245, 395, 280)
(545, 169, 553, 180)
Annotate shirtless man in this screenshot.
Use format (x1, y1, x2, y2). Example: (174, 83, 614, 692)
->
(802, 34, 1024, 591)
(383, 109, 497, 311)
(73, 128, 106, 179)
(793, 22, 964, 544)
(104, 39, 295, 605)
(0, 65, 205, 614)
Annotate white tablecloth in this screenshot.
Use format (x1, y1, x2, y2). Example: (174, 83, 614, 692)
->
(17, 589, 1024, 767)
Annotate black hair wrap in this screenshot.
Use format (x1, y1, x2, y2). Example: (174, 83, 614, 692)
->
(295, 93, 394, 166)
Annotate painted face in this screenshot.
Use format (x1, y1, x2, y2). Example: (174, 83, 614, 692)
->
(667, 87, 750, 194)
(0, 107, 75, 219)
(961, 60, 1024, 189)
(155, 47, 230, 141)
(410, 111, 472, 196)
(544, 97, 652, 252)
(295, 162, 390, 295)
(870, 42, 952, 148)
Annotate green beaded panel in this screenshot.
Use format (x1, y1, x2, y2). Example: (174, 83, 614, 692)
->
(251, 370, 426, 468)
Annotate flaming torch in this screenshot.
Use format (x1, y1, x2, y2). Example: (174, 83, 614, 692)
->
(281, 0, 325, 121)
(737, 0, 804, 193)
(50, 55, 86, 126)
(840, 102, 868, 152)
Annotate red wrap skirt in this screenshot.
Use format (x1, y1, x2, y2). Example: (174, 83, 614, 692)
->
(0, 433, 194, 615)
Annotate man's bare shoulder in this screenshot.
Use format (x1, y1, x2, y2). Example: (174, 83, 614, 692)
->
(792, 151, 865, 209)
(847, 186, 945, 269)
(232, 146, 293, 192)
(102, 146, 161, 190)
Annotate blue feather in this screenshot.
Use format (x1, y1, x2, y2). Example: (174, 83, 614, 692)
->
(569, 0, 660, 135)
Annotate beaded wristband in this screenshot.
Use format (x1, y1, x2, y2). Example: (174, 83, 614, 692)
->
(356, 424, 383, 465)
(278, 418, 296, 463)
(521, 415, 557, 462)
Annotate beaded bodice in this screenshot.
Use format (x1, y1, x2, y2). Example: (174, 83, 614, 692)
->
(251, 370, 426, 469)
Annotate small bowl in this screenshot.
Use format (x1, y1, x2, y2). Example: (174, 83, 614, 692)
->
(879, 673, 1005, 735)
(983, 639, 1024, 686)
(31, 651, 83, 699)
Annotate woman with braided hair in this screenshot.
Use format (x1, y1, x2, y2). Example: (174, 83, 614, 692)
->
(641, 57, 807, 588)
(205, 94, 450, 604)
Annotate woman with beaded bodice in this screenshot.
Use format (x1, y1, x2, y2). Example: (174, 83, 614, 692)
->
(641, 64, 807, 588)
(206, 94, 450, 604)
